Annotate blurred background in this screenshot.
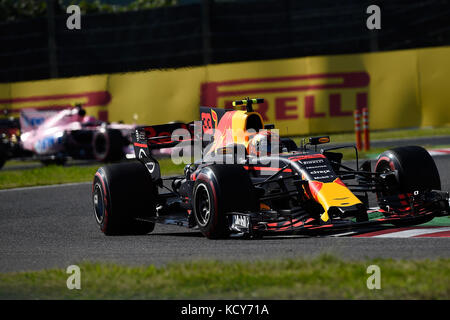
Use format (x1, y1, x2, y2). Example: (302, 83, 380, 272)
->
(0, 0, 449, 82)
(1, 0, 450, 138)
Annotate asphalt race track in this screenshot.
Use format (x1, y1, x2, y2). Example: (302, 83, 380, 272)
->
(1, 156, 450, 272)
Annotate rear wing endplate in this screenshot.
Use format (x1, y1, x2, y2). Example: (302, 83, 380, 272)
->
(131, 122, 194, 182)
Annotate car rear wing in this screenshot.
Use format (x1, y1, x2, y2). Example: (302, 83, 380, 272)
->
(131, 122, 195, 183)
(19, 109, 59, 133)
(132, 122, 195, 168)
(132, 122, 195, 151)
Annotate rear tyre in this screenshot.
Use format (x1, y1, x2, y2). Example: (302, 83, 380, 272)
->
(192, 165, 257, 239)
(280, 138, 297, 152)
(92, 129, 124, 162)
(92, 161, 157, 235)
(375, 146, 440, 226)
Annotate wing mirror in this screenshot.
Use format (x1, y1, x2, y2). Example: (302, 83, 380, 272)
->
(309, 136, 330, 145)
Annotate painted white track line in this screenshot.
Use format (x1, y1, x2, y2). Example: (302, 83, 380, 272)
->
(0, 181, 91, 193)
(373, 227, 450, 238)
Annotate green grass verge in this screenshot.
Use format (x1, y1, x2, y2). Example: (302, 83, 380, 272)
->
(0, 255, 448, 299)
(0, 158, 185, 190)
(421, 216, 450, 227)
(0, 164, 99, 189)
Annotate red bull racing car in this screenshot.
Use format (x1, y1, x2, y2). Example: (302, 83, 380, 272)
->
(92, 98, 449, 238)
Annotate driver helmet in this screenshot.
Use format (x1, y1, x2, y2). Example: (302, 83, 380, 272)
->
(82, 116, 97, 124)
(247, 130, 279, 157)
(72, 103, 86, 117)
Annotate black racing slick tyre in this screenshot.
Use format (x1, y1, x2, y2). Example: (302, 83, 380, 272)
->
(92, 129, 124, 162)
(375, 146, 441, 226)
(280, 138, 297, 152)
(192, 165, 258, 239)
(92, 161, 157, 235)
(375, 145, 441, 193)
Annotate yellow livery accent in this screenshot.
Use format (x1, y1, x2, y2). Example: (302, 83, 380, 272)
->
(309, 179, 362, 222)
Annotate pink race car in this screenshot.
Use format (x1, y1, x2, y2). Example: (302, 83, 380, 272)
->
(0, 105, 137, 168)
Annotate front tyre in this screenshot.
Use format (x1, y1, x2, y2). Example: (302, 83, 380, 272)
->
(375, 145, 440, 226)
(375, 146, 440, 193)
(193, 180, 224, 238)
(93, 161, 157, 235)
(192, 165, 257, 239)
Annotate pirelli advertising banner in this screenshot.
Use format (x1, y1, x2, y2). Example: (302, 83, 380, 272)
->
(1, 46, 449, 136)
(0, 75, 111, 121)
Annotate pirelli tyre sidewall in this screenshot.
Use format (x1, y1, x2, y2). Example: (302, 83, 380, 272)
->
(375, 145, 441, 194)
(375, 146, 441, 226)
(92, 161, 156, 235)
(192, 165, 257, 239)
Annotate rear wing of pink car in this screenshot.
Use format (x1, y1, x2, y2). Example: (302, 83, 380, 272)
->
(19, 109, 59, 133)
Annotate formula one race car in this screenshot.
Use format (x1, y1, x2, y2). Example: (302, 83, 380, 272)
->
(92, 98, 449, 238)
(0, 104, 136, 169)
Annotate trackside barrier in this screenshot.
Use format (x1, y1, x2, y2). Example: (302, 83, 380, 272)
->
(354, 109, 362, 151)
(362, 107, 370, 151)
(1, 46, 450, 135)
